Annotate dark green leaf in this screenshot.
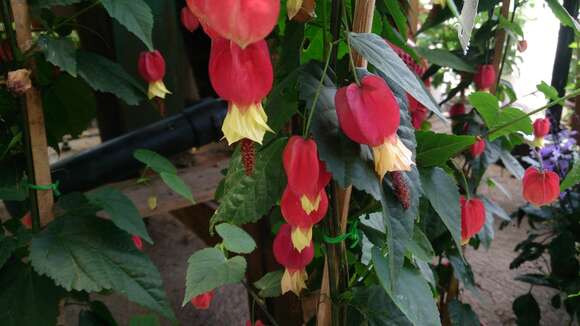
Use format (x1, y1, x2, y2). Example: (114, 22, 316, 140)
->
(561, 161, 580, 191)
(38, 36, 77, 76)
(212, 138, 287, 225)
(101, 0, 154, 50)
(77, 51, 146, 105)
(349, 32, 444, 119)
(500, 151, 525, 179)
(349, 285, 412, 326)
(468, 92, 500, 124)
(0, 236, 17, 270)
(536, 81, 559, 100)
(372, 248, 441, 326)
(545, 0, 580, 33)
(30, 215, 175, 320)
(160, 172, 195, 204)
(513, 294, 541, 326)
(482, 197, 510, 221)
(128, 314, 160, 326)
(254, 270, 283, 298)
(87, 187, 152, 243)
(0, 260, 65, 326)
(382, 0, 408, 40)
(416, 131, 475, 167)
(133, 149, 177, 174)
(448, 300, 480, 326)
(448, 255, 479, 295)
(420, 167, 463, 250)
(407, 228, 434, 261)
(415, 48, 474, 72)
(0, 162, 27, 201)
(183, 248, 246, 305)
(215, 223, 256, 254)
(468, 92, 532, 140)
(88, 301, 118, 326)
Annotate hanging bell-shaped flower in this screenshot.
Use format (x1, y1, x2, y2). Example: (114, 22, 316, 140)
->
(138, 50, 171, 99)
(181, 7, 200, 32)
(449, 102, 466, 118)
(470, 139, 486, 158)
(522, 167, 560, 207)
(281, 186, 328, 251)
(273, 224, 314, 295)
(473, 64, 496, 91)
(335, 75, 413, 179)
(532, 117, 551, 148)
(408, 95, 429, 129)
(460, 196, 486, 245)
(187, 0, 279, 48)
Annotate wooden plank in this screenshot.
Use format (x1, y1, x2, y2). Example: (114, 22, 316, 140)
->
(10, 0, 54, 225)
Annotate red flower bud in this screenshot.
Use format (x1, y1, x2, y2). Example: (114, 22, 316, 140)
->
(522, 167, 560, 206)
(473, 64, 496, 91)
(460, 196, 486, 245)
(138, 50, 166, 83)
(209, 36, 273, 106)
(283, 136, 325, 202)
(336, 75, 400, 146)
(181, 7, 200, 32)
(517, 40, 528, 53)
(191, 290, 215, 310)
(132, 235, 143, 251)
(470, 139, 486, 158)
(449, 102, 466, 117)
(533, 118, 551, 138)
(187, 0, 279, 48)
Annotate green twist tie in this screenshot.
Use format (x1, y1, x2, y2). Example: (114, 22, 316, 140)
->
(323, 220, 360, 248)
(27, 180, 61, 197)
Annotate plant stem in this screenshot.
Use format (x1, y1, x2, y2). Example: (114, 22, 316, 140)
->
(241, 280, 279, 326)
(486, 88, 580, 138)
(341, 5, 360, 86)
(303, 42, 334, 138)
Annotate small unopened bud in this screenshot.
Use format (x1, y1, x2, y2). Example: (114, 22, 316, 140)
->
(7, 69, 32, 94)
(240, 138, 256, 176)
(391, 171, 411, 210)
(517, 40, 528, 53)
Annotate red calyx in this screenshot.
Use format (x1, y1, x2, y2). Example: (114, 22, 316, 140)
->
(460, 196, 486, 243)
(138, 50, 166, 83)
(473, 64, 496, 91)
(470, 139, 486, 158)
(533, 117, 551, 138)
(180, 7, 200, 32)
(273, 224, 314, 270)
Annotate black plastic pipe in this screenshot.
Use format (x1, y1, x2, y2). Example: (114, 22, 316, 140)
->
(51, 98, 227, 194)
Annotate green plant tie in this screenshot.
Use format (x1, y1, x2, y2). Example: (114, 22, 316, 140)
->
(323, 220, 360, 248)
(27, 180, 61, 197)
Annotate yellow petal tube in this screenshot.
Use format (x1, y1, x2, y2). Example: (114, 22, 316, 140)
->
(148, 80, 171, 99)
(372, 135, 414, 180)
(532, 136, 545, 148)
(287, 0, 303, 19)
(221, 102, 273, 145)
(291, 226, 313, 252)
(281, 268, 308, 295)
(300, 193, 321, 214)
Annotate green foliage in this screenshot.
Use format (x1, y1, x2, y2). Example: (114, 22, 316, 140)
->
(183, 248, 246, 305)
(415, 47, 475, 72)
(215, 223, 256, 254)
(348, 285, 412, 325)
(561, 160, 580, 191)
(416, 131, 476, 167)
(468, 92, 532, 140)
(38, 36, 77, 77)
(30, 215, 175, 320)
(128, 314, 160, 326)
(212, 138, 287, 225)
(448, 300, 480, 326)
(254, 270, 283, 298)
(407, 228, 435, 262)
(159, 172, 195, 204)
(545, 0, 580, 34)
(101, 0, 154, 50)
(0, 260, 65, 326)
(0, 236, 17, 270)
(513, 294, 541, 326)
(87, 187, 152, 243)
(536, 81, 559, 101)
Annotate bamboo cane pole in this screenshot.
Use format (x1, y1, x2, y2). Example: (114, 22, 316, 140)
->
(10, 0, 54, 225)
(316, 1, 375, 325)
(490, 0, 511, 94)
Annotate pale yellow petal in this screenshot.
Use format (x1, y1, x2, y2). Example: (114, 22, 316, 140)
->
(281, 269, 308, 295)
(287, 0, 303, 19)
(148, 80, 171, 99)
(372, 136, 414, 179)
(221, 102, 273, 145)
(532, 137, 545, 148)
(300, 193, 321, 214)
(291, 227, 313, 252)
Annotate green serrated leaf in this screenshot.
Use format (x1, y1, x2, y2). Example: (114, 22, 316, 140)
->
(160, 172, 195, 204)
(30, 215, 175, 320)
(212, 138, 287, 225)
(133, 149, 177, 174)
(536, 81, 559, 101)
(420, 167, 463, 251)
(416, 131, 475, 167)
(561, 161, 580, 191)
(0, 260, 65, 326)
(216, 223, 256, 254)
(38, 36, 77, 76)
(77, 51, 146, 105)
(87, 187, 152, 243)
(254, 270, 283, 298)
(468, 92, 532, 139)
(101, 0, 154, 50)
(183, 248, 246, 305)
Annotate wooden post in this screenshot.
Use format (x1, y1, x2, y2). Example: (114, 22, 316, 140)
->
(10, 0, 54, 225)
(317, 1, 375, 325)
(490, 0, 511, 94)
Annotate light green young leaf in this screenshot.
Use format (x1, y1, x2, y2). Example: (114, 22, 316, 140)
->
(561, 161, 580, 191)
(216, 223, 256, 254)
(134, 149, 177, 174)
(254, 270, 283, 298)
(160, 172, 195, 204)
(536, 81, 560, 101)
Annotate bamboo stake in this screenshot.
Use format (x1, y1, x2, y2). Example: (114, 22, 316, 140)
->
(317, 1, 375, 325)
(490, 0, 511, 94)
(10, 0, 54, 225)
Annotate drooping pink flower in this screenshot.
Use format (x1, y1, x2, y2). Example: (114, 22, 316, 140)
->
(138, 50, 171, 99)
(473, 64, 496, 91)
(532, 117, 551, 147)
(191, 290, 215, 310)
(522, 167, 560, 207)
(470, 139, 486, 158)
(181, 6, 200, 32)
(460, 196, 486, 245)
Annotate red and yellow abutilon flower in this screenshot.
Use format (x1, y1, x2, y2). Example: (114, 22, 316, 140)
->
(190, 290, 215, 310)
(186, 0, 279, 49)
(181, 6, 200, 32)
(460, 196, 486, 245)
(209, 36, 274, 145)
(473, 64, 496, 91)
(335, 75, 414, 179)
(282, 136, 331, 251)
(273, 224, 315, 295)
(532, 117, 551, 148)
(470, 139, 486, 158)
(138, 50, 171, 100)
(522, 167, 560, 207)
